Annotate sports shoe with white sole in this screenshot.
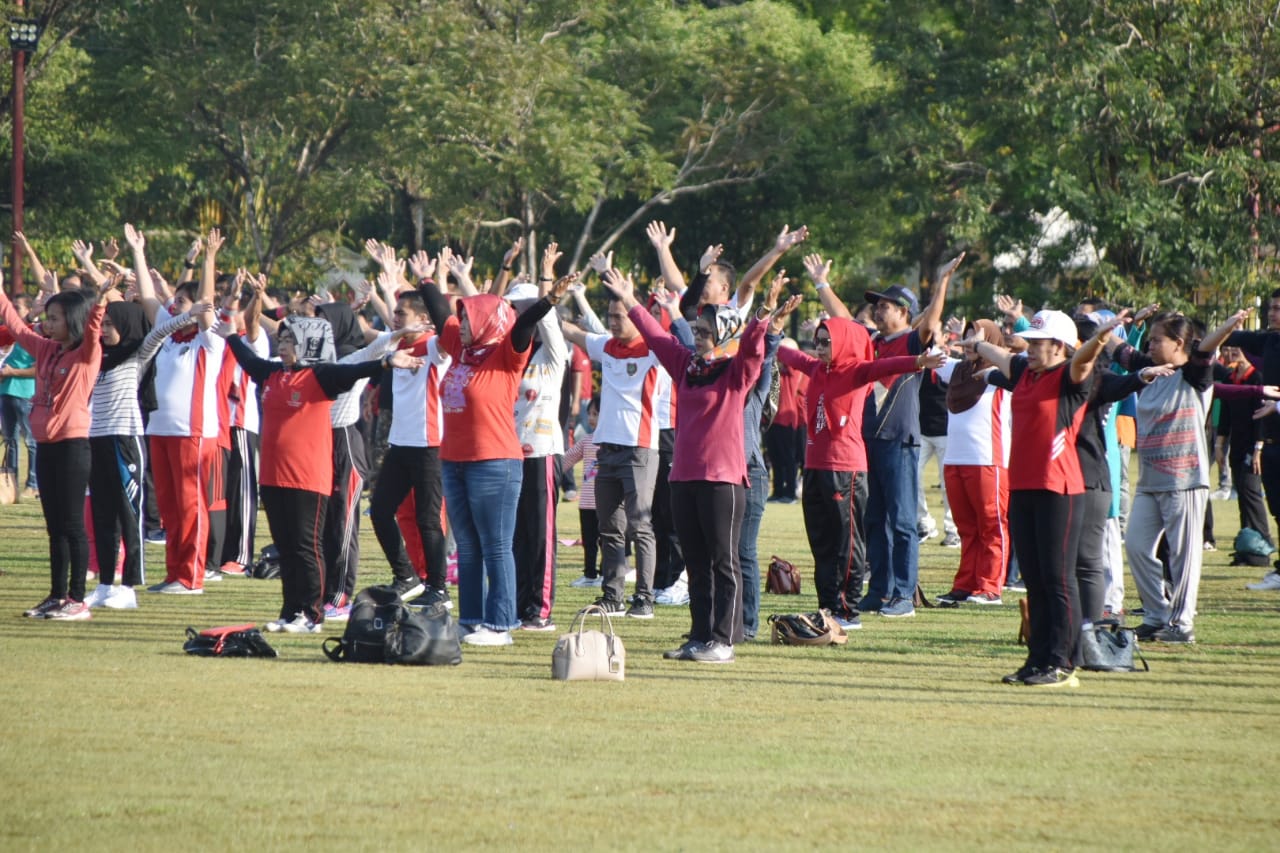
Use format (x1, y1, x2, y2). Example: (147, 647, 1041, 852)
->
(23, 595, 63, 618)
(689, 640, 735, 664)
(941, 532, 961, 548)
(280, 613, 322, 634)
(655, 582, 690, 606)
(392, 577, 425, 601)
(147, 581, 203, 595)
(1246, 571, 1280, 591)
(1023, 667, 1079, 688)
(462, 627, 514, 646)
(84, 583, 114, 609)
(264, 617, 290, 633)
(570, 575, 603, 588)
(103, 586, 138, 610)
(46, 599, 92, 621)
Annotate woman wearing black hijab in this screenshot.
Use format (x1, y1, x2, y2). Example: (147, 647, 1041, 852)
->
(85, 299, 202, 610)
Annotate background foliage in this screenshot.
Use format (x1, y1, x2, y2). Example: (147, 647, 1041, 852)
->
(5, 0, 1280, 321)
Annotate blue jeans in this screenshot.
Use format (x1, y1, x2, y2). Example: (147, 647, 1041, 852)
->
(1, 394, 37, 488)
(737, 460, 768, 639)
(865, 438, 920, 601)
(443, 459, 522, 631)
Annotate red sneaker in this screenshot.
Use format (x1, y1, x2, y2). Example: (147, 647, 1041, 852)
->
(46, 599, 92, 621)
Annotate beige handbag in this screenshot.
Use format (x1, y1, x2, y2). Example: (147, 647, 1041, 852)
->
(0, 471, 15, 506)
(551, 604, 625, 682)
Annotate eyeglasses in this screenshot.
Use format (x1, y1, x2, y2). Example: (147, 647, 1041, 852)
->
(814, 338, 832, 347)
(693, 327, 715, 339)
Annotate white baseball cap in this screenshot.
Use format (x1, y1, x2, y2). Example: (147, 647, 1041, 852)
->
(1017, 310, 1078, 347)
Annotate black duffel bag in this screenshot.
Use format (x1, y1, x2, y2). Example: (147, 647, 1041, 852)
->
(385, 603, 462, 666)
(323, 585, 406, 663)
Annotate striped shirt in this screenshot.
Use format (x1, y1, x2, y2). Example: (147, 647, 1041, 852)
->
(331, 331, 398, 428)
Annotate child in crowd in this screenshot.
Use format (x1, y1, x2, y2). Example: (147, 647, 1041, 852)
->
(561, 397, 601, 588)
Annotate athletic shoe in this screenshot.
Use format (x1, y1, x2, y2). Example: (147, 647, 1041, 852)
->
(147, 581, 203, 595)
(85, 583, 114, 609)
(879, 597, 915, 618)
(23, 596, 63, 618)
(779, 496, 798, 504)
(655, 581, 689, 606)
(102, 586, 138, 610)
(689, 640, 735, 664)
(280, 613, 322, 634)
(1246, 571, 1280, 591)
(592, 596, 627, 616)
(520, 617, 557, 632)
(323, 603, 351, 623)
(570, 575, 602, 588)
(969, 592, 1003, 606)
(1154, 626, 1195, 644)
(144, 529, 166, 545)
(1209, 487, 1232, 502)
(462, 627, 514, 646)
(1023, 667, 1079, 688)
(833, 611, 862, 631)
(935, 589, 969, 607)
(664, 640, 701, 660)
(1001, 664, 1037, 685)
(1134, 623, 1161, 641)
(941, 532, 961, 548)
(857, 594, 886, 613)
(1203, 541, 1217, 552)
(391, 576, 425, 601)
(918, 526, 938, 543)
(220, 561, 248, 577)
(626, 598, 654, 620)
(46, 599, 92, 621)
(563, 489, 579, 501)
(204, 568, 223, 583)
(1003, 580, 1026, 593)
(21, 486, 38, 501)
(408, 586, 452, 610)
(264, 617, 290, 633)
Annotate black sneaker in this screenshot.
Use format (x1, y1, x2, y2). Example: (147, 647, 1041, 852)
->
(663, 640, 701, 660)
(392, 576, 426, 601)
(935, 589, 969, 607)
(408, 586, 451, 610)
(1134, 623, 1161, 641)
(1022, 667, 1080, 688)
(1154, 625, 1195, 644)
(1001, 664, 1037, 685)
(593, 596, 626, 616)
(689, 640, 735, 664)
(625, 598, 654, 619)
(520, 616, 557, 632)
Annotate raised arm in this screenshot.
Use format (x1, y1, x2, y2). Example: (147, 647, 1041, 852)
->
(124, 224, 162, 325)
(1070, 313, 1126, 384)
(916, 253, 964, 347)
(735, 225, 809, 308)
(12, 232, 49, 286)
(71, 240, 108, 288)
(965, 324, 1015, 379)
(803, 253, 852, 321)
(1201, 309, 1251, 354)
(199, 228, 223, 305)
(645, 221, 686, 293)
(493, 236, 524, 297)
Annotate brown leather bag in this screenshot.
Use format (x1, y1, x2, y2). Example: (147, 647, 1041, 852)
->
(766, 556, 802, 595)
(1017, 597, 1030, 645)
(0, 471, 15, 506)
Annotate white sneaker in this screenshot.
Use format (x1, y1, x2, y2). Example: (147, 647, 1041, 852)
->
(462, 627, 514, 646)
(656, 581, 690, 606)
(1209, 488, 1231, 502)
(1246, 571, 1280, 591)
(102, 585, 138, 610)
(264, 617, 290, 633)
(570, 575, 603, 588)
(84, 583, 113, 609)
(280, 612, 322, 634)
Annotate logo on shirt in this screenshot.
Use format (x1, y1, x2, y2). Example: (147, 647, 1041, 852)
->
(626, 363, 637, 376)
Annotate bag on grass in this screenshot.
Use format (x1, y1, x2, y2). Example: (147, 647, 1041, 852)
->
(0, 470, 15, 506)
(1017, 598, 1030, 646)
(552, 604, 625, 681)
(1079, 619, 1149, 672)
(323, 585, 405, 663)
(248, 544, 282, 580)
(766, 555, 802, 595)
(769, 610, 847, 646)
(184, 624, 278, 658)
(1231, 527, 1275, 568)
(385, 603, 462, 666)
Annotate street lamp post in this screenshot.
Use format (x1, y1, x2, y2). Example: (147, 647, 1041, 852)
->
(9, 12, 41, 296)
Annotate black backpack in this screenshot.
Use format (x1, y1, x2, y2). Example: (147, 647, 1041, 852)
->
(323, 585, 406, 663)
(248, 544, 282, 580)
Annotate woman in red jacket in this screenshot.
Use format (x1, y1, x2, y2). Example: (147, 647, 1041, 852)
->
(2, 279, 106, 621)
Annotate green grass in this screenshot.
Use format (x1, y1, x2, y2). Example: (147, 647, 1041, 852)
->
(1, 487, 1278, 851)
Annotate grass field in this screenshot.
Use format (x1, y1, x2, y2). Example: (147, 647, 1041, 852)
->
(1, 485, 1278, 851)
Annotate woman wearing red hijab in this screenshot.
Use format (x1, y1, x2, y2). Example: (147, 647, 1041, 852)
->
(420, 274, 576, 646)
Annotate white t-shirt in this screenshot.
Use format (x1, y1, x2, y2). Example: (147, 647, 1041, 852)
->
(937, 358, 1011, 467)
(585, 333, 671, 450)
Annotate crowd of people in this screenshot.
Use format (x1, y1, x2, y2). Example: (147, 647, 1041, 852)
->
(3, 220, 1279, 683)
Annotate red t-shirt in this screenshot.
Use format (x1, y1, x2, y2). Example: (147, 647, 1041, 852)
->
(1006, 359, 1090, 493)
(259, 369, 335, 494)
(773, 363, 808, 428)
(437, 317, 530, 462)
(572, 343, 592, 401)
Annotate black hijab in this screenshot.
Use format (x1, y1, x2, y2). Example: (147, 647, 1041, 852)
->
(100, 301, 151, 373)
(316, 302, 364, 359)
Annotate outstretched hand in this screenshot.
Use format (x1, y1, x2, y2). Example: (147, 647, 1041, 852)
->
(645, 220, 676, 250)
(407, 250, 435, 281)
(768, 294, 804, 333)
(601, 268, 637, 306)
(802, 253, 831, 286)
(774, 224, 809, 254)
(699, 244, 724, 274)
